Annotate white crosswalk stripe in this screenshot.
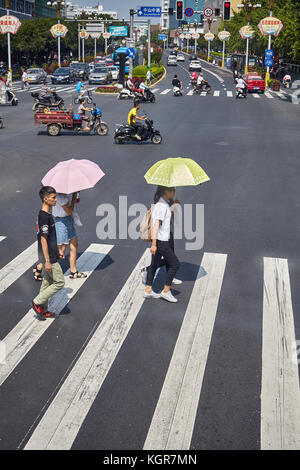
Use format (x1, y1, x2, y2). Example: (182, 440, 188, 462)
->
(0, 242, 38, 294)
(151, 88, 159, 93)
(213, 91, 220, 97)
(200, 91, 207, 96)
(24, 248, 150, 450)
(227, 91, 233, 97)
(1, 240, 300, 450)
(187, 90, 193, 96)
(0, 236, 6, 243)
(0, 243, 113, 388)
(264, 91, 273, 99)
(261, 258, 300, 450)
(144, 253, 227, 450)
(160, 89, 171, 95)
(252, 93, 260, 98)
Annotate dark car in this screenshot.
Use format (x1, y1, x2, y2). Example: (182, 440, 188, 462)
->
(189, 54, 197, 61)
(70, 62, 90, 80)
(51, 67, 76, 84)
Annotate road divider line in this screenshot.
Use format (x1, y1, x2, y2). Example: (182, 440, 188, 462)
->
(24, 249, 150, 450)
(144, 252, 227, 450)
(0, 242, 38, 294)
(0, 244, 113, 388)
(261, 257, 300, 450)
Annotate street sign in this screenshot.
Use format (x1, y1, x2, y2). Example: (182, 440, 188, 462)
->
(218, 30, 231, 41)
(179, 33, 185, 39)
(109, 25, 128, 37)
(137, 6, 162, 17)
(239, 25, 255, 39)
(102, 32, 111, 39)
(79, 29, 88, 39)
(204, 32, 214, 41)
(89, 33, 101, 39)
(258, 17, 283, 37)
(264, 58, 273, 67)
(0, 15, 21, 34)
(50, 23, 68, 38)
(86, 23, 104, 34)
(127, 47, 135, 58)
(204, 7, 213, 17)
(265, 49, 274, 58)
(158, 34, 166, 40)
(184, 7, 194, 18)
(126, 38, 135, 48)
(185, 33, 192, 39)
(192, 33, 200, 39)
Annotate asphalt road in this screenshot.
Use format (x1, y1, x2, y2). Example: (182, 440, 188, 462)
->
(0, 52, 300, 450)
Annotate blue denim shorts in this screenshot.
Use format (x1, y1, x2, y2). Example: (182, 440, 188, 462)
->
(55, 216, 77, 245)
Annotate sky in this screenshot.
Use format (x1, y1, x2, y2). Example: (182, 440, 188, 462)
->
(74, 0, 161, 23)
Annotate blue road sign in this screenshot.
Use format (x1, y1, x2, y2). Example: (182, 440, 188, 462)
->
(109, 25, 128, 36)
(184, 7, 194, 17)
(264, 58, 273, 67)
(137, 6, 162, 17)
(127, 48, 135, 58)
(158, 34, 166, 40)
(265, 49, 274, 58)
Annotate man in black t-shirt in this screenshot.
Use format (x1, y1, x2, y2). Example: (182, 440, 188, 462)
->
(32, 186, 65, 320)
(171, 75, 183, 94)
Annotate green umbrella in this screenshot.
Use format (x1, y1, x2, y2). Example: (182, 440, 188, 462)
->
(144, 157, 210, 187)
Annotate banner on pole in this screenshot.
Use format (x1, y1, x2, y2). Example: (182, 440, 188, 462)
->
(218, 31, 231, 41)
(204, 32, 214, 41)
(80, 29, 88, 39)
(89, 32, 101, 39)
(239, 25, 255, 39)
(50, 23, 68, 38)
(0, 15, 21, 34)
(258, 17, 283, 36)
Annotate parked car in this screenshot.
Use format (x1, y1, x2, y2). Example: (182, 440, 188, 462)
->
(244, 73, 265, 93)
(189, 60, 202, 72)
(177, 54, 185, 62)
(26, 68, 47, 84)
(70, 62, 90, 80)
(51, 67, 76, 84)
(89, 67, 112, 85)
(107, 66, 119, 81)
(167, 55, 177, 66)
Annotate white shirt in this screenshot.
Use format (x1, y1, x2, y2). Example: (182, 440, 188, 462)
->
(22, 72, 27, 81)
(197, 75, 204, 85)
(146, 70, 151, 80)
(52, 193, 73, 218)
(152, 198, 171, 242)
(236, 78, 246, 88)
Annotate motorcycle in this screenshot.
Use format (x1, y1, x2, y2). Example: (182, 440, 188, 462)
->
(134, 88, 156, 103)
(32, 90, 64, 111)
(74, 89, 93, 104)
(114, 118, 162, 145)
(118, 86, 135, 100)
(173, 86, 182, 96)
(193, 81, 212, 94)
(35, 104, 109, 137)
(235, 87, 247, 99)
(5, 87, 18, 106)
(283, 79, 291, 89)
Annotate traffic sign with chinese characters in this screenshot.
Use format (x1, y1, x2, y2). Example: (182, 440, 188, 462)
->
(137, 6, 161, 17)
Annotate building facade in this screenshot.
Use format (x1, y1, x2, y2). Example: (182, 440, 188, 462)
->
(63, 3, 117, 20)
(0, 0, 58, 19)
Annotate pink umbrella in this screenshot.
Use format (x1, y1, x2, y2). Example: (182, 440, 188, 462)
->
(41, 159, 105, 194)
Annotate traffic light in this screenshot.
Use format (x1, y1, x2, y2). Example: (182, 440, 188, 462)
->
(215, 8, 220, 16)
(168, 7, 174, 15)
(176, 1, 183, 20)
(223, 1, 231, 21)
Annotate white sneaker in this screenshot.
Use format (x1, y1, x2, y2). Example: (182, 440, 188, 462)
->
(160, 291, 178, 303)
(144, 290, 160, 299)
(172, 278, 182, 285)
(141, 267, 147, 285)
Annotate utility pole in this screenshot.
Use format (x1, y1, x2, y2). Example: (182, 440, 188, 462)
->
(237, 3, 262, 74)
(47, 0, 69, 67)
(129, 9, 136, 79)
(265, 0, 274, 85)
(148, 19, 151, 70)
(78, 22, 81, 60)
(5, 0, 11, 78)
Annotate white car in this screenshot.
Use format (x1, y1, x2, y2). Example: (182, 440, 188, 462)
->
(189, 60, 202, 72)
(107, 66, 119, 81)
(167, 55, 177, 66)
(177, 54, 185, 62)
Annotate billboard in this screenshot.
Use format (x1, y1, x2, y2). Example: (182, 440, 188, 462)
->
(109, 25, 128, 37)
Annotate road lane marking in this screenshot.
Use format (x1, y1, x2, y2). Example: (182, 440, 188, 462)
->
(252, 93, 260, 98)
(0, 236, 6, 243)
(227, 91, 233, 97)
(187, 90, 193, 96)
(151, 88, 159, 93)
(261, 257, 300, 450)
(24, 249, 150, 450)
(161, 89, 171, 95)
(264, 91, 273, 99)
(0, 244, 113, 389)
(0, 242, 38, 294)
(277, 91, 288, 100)
(144, 253, 227, 450)
(213, 91, 220, 97)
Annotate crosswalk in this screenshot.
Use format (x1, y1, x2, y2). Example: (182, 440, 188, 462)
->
(12, 83, 97, 96)
(1, 238, 300, 449)
(151, 87, 291, 101)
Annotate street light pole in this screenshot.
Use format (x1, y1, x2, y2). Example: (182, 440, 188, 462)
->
(5, 0, 12, 79)
(238, 3, 262, 75)
(265, 0, 274, 85)
(147, 18, 151, 70)
(78, 22, 81, 60)
(129, 9, 136, 79)
(47, 0, 68, 67)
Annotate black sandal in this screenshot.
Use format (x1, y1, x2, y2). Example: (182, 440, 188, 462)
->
(33, 267, 43, 281)
(69, 271, 87, 279)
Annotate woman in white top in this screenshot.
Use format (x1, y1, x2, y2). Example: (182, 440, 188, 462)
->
(144, 186, 180, 303)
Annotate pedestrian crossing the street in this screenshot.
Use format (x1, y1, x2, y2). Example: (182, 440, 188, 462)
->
(1, 239, 300, 450)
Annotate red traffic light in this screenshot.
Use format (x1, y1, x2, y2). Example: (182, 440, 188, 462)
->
(225, 2, 230, 7)
(178, 1, 182, 5)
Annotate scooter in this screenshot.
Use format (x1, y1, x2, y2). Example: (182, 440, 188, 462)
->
(134, 88, 156, 103)
(118, 86, 135, 100)
(193, 81, 212, 94)
(32, 90, 64, 111)
(114, 118, 162, 144)
(283, 79, 291, 89)
(6, 87, 18, 106)
(235, 87, 247, 99)
(173, 86, 182, 96)
(74, 89, 93, 104)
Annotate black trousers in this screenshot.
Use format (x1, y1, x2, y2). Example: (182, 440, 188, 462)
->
(146, 238, 180, 287)
(131, 122, 145, 137)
